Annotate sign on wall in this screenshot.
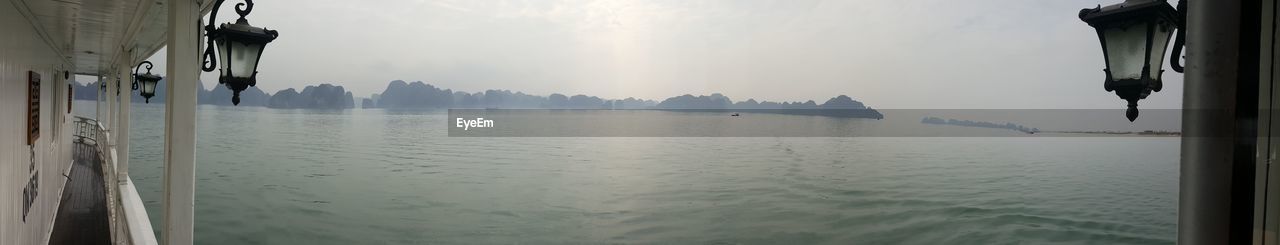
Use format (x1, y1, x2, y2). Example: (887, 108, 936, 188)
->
(27, 71, 40, 145)
(23, 71, 41, 222)
(67, 84, 73, 113)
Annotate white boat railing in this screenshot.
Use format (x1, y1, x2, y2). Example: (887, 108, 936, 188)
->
(75, 116, 158, 245)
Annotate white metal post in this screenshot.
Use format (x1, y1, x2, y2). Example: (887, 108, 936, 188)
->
(106, 71, 116, 143)
(118, 52, 132, 182)
(115, 72, 122, 140)
(163, 0, 199, 243)
(1179, 0, 1255, 243)
(96, 75, 102, 122)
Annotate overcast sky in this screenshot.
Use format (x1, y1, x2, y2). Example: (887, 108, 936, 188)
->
(123, 0, 1184, 109)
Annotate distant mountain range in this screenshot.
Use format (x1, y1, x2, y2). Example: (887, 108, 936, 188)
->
(72, 79, 352, 109)
(369, 80, 873, 108)
(370, 80, 657, 109)
(922, 117, 1039, 133)
(654, 93, 870, 110)
(267, 84, 354, 109)
(367, 80, 881, 118)
(72, 79, 271, 106)
(73, 79, 881, 118)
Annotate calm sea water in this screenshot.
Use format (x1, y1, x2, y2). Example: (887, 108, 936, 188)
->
(76, 101, 1178, 244)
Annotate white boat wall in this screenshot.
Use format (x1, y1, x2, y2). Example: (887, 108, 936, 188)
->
(2, 0, 174, 244)
(2, 2, 76, 244)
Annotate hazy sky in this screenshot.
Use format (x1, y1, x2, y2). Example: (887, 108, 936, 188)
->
(129, 0, 1184, 109)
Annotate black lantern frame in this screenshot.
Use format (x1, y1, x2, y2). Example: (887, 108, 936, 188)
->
(200, 0, 279, 105)
(133, 61, 162, 103)
(1079, 0, 1186, 121)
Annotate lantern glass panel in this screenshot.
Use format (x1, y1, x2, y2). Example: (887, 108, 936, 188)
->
(1101, 21, 1149, 81)
(215, 38, 231, 78)
(1148, 20, 1174, 80)
(229, 41, 263, 79)
(142, 79, 158, 95)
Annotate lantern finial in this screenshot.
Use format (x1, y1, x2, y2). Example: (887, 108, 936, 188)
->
(1126, 101, 1139, 122)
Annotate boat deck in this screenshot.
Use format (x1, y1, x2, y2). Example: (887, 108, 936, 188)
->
(48, 140, 111, 245)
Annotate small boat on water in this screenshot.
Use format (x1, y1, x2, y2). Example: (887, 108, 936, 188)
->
(731, 113, 740, 116)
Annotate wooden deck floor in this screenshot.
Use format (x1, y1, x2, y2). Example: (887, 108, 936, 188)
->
(48, 141, 111, 245)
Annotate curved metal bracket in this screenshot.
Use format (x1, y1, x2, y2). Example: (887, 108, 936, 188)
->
(1170, 0, 1187, 73)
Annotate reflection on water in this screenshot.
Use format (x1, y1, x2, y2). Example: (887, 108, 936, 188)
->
(79, 101, 1178, 244)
